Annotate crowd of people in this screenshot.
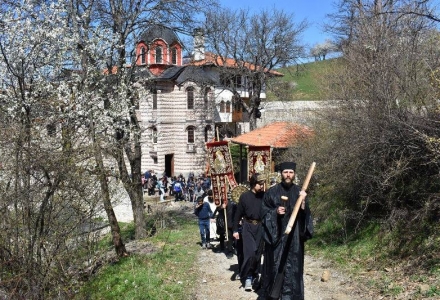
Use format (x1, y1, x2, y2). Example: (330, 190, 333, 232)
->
(194, 161, 314, 300)
(142, 170, 211, 202)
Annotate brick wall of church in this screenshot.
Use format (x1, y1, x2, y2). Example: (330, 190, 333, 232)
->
(139, 81, 213, 177)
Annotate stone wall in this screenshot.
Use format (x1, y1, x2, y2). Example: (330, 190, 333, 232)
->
(257, 100, 334, 128)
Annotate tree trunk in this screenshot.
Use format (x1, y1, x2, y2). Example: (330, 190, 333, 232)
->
(97, 165, 128, 257)
(126, 121, 145, 240)
(114, 143, 147, 239)
(90, 117, 128, 257)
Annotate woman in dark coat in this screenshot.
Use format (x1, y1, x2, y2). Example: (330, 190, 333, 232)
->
(260, 162, 313, 300)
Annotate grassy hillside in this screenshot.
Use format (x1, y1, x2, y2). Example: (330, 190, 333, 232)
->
(269, 59, 340, 101)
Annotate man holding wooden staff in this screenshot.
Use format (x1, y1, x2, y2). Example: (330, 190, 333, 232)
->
(259, 161, 314, 300)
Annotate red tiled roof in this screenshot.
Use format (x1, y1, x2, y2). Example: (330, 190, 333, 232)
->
(188, 52, 284, 77)
(231, 122, 313, 148)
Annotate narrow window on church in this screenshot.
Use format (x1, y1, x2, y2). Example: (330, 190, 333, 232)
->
(171, 47, 177, 65)
(187, 126, 195, 143)
(152, 127, 158, 144)
(151, 88, 157, 109)
(187, 87, 194, 109)
(140, 47, 146, 65)
(155, 46, 162, 63)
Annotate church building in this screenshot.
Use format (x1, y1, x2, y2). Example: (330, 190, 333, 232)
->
(133, 25, 278, 177)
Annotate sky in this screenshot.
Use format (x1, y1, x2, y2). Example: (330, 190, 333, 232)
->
(219, 0, 336, 51)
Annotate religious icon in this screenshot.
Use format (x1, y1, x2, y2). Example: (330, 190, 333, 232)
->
(213, 150, 226, 172)
(254, 153, 265, 173)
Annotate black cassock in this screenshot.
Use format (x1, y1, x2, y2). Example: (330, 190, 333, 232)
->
(234, 190, 264, 280)
(260, 182, 313, 300)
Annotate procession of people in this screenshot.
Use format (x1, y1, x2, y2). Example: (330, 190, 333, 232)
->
(143, 159, 314, 300)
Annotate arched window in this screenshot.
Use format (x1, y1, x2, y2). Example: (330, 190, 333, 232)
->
(220, 100, 225, 113)
(187, 87, 194, 109)
(171, 47, 177, 65)
(155, 46, 162, 63)
(187, 126, 195, 143)
(140, 47, 146, 65)
(204, 125, 212, 142)
(226, 101, 231, 113)
(151, 127, 158, 144)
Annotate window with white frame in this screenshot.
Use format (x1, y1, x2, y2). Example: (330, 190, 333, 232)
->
(187, 126, 195, 143)
(220, 74, 243, 88)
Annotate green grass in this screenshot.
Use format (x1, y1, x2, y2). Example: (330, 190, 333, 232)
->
(76, 212, 200, 300)
(271, 58, 342, 100)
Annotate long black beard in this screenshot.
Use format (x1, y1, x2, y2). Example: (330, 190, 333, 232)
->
(281, 180, 293, 189)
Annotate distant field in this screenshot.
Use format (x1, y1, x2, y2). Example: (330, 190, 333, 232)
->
(272, 58, 340, 101)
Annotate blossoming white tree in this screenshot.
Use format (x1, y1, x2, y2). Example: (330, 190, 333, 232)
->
(0, 0, 217, 297)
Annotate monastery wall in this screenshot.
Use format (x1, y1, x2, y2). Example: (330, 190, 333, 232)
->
(257, 100, 334, 128)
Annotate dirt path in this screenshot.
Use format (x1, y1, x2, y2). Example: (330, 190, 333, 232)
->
(112, 192, 371, 299)
(192, 240, 370, 300)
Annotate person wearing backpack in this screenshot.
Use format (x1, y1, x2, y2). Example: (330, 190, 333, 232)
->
(173, 178, 183, 202)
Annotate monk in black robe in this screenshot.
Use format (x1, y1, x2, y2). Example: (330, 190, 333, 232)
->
(233, 173, 266, 291)
(260, 162, 313, 300)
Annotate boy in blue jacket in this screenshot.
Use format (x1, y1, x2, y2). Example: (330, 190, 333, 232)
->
(194, 197, 213, 249)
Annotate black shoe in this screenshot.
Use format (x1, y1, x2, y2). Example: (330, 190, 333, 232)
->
(252, 278, 261, 291)
(226, 252, 233, 259)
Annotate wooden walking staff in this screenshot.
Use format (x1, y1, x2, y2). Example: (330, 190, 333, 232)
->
(284, 162, 316, 235)
(269, 162, 316, 299)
